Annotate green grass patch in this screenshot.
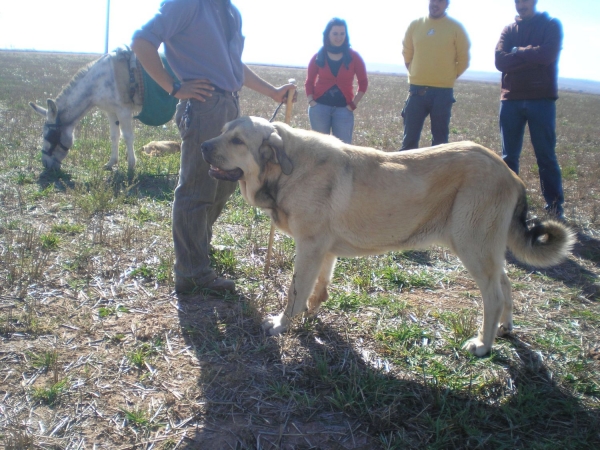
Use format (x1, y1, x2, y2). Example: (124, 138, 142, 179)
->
(119, 406, 157, 430)
(130, 265, 154, 281)
(380, 266, 437, 290)
(51, 222, 85, 235)
(32, 379, 68, 405)
(28, 350, 58, 371)
(324, 291, 367, 312)
(98, 305, 129, 318)
(375, 320, 430, 353)
(40, 233, 60, 250)
(436, 310, 479, 346)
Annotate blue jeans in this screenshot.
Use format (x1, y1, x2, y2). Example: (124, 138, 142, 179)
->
(308, 103, 355, 144)
(400, 85, 455, 150)
(499, 99, 564, 216)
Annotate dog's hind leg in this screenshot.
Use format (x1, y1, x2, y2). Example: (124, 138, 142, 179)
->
(453, 226, 506, 356)
(452, 194, 512, 356)
(263, 242, 328, 335)
(307, 252, 337, 315)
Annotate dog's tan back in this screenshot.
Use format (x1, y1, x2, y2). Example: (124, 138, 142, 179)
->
(265, 123, 520, 256)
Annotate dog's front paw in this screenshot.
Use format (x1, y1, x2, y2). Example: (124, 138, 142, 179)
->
(262, 313, 289, 336)
(462, 338, 491, 357)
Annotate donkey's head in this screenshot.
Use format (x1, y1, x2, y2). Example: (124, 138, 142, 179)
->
(30, 99, 74, 170)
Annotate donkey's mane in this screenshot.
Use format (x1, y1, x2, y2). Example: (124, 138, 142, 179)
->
(56, 55, 106, 102)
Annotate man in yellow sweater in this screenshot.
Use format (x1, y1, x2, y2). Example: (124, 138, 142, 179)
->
(401, 0, 470, 150)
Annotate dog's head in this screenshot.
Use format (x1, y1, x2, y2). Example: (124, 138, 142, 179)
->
(201, 116, 293, 182)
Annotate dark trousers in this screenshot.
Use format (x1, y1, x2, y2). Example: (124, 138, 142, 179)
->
(499, 99, 564, 215)
(401, 85, 455, 150)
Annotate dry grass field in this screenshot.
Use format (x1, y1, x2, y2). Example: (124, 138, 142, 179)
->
(1, 50, 599, 449)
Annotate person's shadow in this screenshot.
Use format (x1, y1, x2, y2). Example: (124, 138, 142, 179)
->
(176, 289, 600, 449)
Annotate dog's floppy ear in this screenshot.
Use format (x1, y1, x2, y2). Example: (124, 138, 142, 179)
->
(266, 130, 293, 175)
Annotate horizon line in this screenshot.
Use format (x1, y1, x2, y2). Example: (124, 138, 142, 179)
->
(2, 48, 599, 88)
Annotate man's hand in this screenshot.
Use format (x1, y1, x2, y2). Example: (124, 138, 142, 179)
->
(242, 64, 298, 104)
(272, 84, 298, 104)
(176, 79, 215, 101)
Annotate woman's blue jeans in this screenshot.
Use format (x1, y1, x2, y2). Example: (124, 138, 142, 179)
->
(308, 103, 355, 144)
(400, 85, 455, 150)
(499, 99, 564, 216)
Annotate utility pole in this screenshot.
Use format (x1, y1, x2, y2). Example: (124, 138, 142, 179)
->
(104, 0, 111, 53)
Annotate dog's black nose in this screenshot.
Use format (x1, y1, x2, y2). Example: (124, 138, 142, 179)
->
(200, 141, 214, 164)
(200, 142, 214, 158)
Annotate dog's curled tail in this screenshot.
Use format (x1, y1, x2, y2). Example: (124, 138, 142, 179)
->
(507, 191, 575, 268)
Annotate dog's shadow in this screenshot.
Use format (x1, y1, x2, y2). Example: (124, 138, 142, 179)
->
(176, 292, 599, 449)
(571, 226, 600, 267)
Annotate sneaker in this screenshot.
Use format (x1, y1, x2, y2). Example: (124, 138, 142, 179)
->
(175, 276, 236, 295)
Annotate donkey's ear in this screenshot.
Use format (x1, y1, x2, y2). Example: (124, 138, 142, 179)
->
(29, 102, 47, 117)
(46, 99, 58, 121)
(267, 130, 293, 175)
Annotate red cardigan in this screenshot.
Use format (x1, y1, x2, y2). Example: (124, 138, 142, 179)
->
(305, 49, 368, 105)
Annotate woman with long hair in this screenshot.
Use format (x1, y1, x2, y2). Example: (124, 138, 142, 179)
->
(305, 18, 368, 144)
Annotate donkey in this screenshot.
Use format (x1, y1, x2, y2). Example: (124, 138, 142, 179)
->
(30, 48, 143, 171)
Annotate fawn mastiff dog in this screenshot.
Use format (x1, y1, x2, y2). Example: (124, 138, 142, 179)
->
(201, 116, 574, 356)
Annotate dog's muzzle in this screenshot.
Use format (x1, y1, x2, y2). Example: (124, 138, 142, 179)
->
(200, 141, 244, 182)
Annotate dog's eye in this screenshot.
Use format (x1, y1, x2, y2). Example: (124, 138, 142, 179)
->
(231, 137, 244, 145)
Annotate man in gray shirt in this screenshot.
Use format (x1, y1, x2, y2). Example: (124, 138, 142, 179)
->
(132, 0, 295, 294)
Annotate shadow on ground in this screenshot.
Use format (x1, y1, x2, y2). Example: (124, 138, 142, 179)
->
(128, 173, 178, 201)
(175, 291, 600, 449)
(37, 167, 178, 202)
(571, 227, 600, 268)
(37, 167, 74, 191)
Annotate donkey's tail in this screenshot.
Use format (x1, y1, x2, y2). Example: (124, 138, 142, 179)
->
(507, 186, 575, 268)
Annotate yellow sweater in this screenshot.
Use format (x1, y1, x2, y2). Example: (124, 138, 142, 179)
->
(402, 15, 470, 88)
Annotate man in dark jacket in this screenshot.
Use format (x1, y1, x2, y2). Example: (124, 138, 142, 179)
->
(495, 0, 564, 219)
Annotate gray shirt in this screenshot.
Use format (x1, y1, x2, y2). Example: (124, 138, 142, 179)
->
(132, 0, 245, 92)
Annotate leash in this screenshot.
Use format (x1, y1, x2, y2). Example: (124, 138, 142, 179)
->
(265, 78, 296, 275)
(269, 78, 296, 123)
(269, 101, 285, 123)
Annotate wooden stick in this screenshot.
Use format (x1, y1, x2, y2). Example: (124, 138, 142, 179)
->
(265, 79, 296, 275)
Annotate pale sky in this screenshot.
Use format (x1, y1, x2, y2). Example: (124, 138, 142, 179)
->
(2, 0, 599, 81)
